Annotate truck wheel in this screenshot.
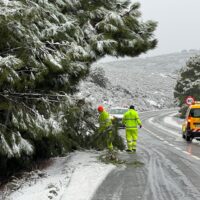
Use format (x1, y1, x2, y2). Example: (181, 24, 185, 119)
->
(186, 133, 191, 142)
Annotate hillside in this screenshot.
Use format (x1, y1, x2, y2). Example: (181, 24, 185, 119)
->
(79, 50, 200, 111)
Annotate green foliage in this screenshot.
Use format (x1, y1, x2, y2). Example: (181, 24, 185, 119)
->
(61, 99, 97, 149)
(89, 67, 109, 88)
(174, 55, 200, 116)
(0, 154, 32, 178)
(178, 104, 188, 119)
(99, 152, 126, 165)
(90, 118, 125, 151)
(0, 0, 156, 176)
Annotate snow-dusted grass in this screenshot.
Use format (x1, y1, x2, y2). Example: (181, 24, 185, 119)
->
(6, 151, 115, 200)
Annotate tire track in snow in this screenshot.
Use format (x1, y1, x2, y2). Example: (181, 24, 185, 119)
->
(139, 143, 200, 200)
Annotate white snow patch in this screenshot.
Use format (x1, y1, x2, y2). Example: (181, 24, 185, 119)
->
(159, 73, 167, 78)
(1, 135, 13, 157)
(163, 113, 182, 128)
(60, 152, 115, 200)
(2, 0, 9, 5)
(146, 99, 160, 107)
(148, 117, 180, 137)
(8, 151, 115, 200)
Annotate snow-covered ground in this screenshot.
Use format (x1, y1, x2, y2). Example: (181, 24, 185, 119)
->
(2, 51, 199, 199)
(2, 151, 115, 200)
(1, 111, 184, 200)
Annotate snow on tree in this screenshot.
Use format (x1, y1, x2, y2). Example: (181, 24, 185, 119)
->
(174, 55, 200, 116)
(0, 0, 157, 173)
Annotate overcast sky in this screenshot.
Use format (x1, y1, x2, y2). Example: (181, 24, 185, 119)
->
(137, 0, 200, 56)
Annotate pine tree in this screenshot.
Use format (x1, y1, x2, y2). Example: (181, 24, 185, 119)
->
(0, 0, 157, 174)
(174, 55, 200, 116)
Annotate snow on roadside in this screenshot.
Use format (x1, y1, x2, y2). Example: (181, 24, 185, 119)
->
(163, 113, 183, 128)
(146, 99, 161, 108)
(148, 117, 180, 137)
(7, 151, 115, 200)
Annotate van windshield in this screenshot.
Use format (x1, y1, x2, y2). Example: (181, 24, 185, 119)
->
(190, 109, 200, 118)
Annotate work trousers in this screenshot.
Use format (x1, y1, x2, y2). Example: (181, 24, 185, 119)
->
(126, 128, 138, 151)
(100, 126, 113, 151)
(107, 130, 113, 151)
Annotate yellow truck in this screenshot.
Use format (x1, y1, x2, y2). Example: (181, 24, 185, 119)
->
(182, 102, 200, 141)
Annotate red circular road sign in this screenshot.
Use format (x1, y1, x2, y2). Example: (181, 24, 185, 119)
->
(185, 96, 195, 105)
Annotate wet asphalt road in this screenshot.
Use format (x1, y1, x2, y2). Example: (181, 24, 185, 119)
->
(91, 109, 200, 200)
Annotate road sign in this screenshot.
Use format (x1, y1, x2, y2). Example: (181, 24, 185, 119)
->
(185, 96, 195, 105)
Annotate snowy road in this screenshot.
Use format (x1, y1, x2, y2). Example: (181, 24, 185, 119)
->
(92, 109, 200, 200)
(5, 109, 200, 200)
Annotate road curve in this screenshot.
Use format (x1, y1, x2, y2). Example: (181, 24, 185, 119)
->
(91, 109, 200, 200)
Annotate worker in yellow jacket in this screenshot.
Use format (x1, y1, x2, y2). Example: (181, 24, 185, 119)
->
(122, 105, 142, 152)
(98, 105, 113, 151)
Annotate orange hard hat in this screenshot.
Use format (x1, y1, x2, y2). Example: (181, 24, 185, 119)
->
(97, 105, 104, 112)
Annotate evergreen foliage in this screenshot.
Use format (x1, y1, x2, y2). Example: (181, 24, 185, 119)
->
(89, 67, 109, 88)
(89, 118, 125, 151)
(0, 0, 157, 176)
(174, 55, 200, 117)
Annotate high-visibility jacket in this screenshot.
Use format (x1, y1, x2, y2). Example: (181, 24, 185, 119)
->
(98, 110, 112, 132)
(122, 109, 142, 129)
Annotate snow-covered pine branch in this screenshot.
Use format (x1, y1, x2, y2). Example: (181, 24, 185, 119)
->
(0, 0, 157, 176)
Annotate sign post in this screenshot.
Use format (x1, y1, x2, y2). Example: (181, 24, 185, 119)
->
(185, 96, 195, 105)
